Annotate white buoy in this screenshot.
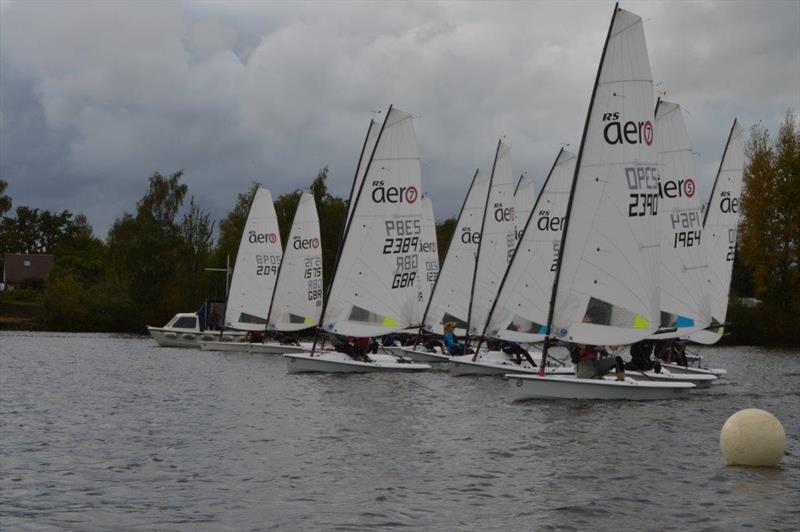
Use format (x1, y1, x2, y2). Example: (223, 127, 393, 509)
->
(720, 408, 786, 466)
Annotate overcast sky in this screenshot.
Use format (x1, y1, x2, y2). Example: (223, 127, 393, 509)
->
(1, 0, 798, 238)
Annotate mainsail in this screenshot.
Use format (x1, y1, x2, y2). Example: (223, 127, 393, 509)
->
(224, 187, 283, 330)
(415, 197, 439, 325)
(423, 169, 491, 334)
(468, 139, 518, 337)
(323, 107, 424, 337)
(346, 120, 381, 232)
(651, 100, 711, 338)
(267, 191, 323, 331)
(484, 149, 576, 342)
(514, 172, 537, 242)
(690, 119, 744, 344)
(548, 6, 660, 346)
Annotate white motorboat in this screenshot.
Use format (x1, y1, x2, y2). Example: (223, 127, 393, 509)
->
(286, 351, 430, 374)
(147, 312, 245, 348)
(507, 374, 695, 401)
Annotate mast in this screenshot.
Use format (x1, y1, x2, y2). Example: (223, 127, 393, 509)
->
(480, 148, 564, 342)
(310, 108, 392, 355)
(467, 138, 501, 346)
(703, 119, 739, 227)
(540, 3, 619, 374)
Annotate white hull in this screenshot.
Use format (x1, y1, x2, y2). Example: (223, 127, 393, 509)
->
(661, 363, 727, 378)
(397, 347, 451, 363)
(147, 326, 246, 348)
(285, 351, 431, 374)
(507, 374, 695, 401)
(625, 369, 716, 388)
(450, 351, 539, 376)
(199, 341, 308, 354)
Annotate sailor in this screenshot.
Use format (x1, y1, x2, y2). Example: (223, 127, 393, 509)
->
(571, 343, 625, 380)
(626, 340, 661, 373)
(443, 322, 468, 356)
(382, 333, 397, 347)
(335, 336, 371, 362)
(501, 340, 537, 367)
(654, 339, 688, 366)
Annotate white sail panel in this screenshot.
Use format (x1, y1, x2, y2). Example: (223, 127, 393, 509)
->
(323, 107, 424, 337)
(267, 192, 323, 331)
(423, 170, 490, 334)
(651, 100, 710, 339)
(690, 120, 744, 344)
(415, 197, 439, 324)
(486, 149, 576, 342)
(514, 173, 537, 243)
(551, 7, 660, 346)
(346, 120, 380, 231)
(225, 188, 283, 331)
(469, 140, 517, 336)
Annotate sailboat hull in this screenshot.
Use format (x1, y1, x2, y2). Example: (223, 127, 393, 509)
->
(450, 351, 539, 376)
(507, 374, 695, 401)
(285, 352, 431, 374)
(660, 363, 727, 379)
(397, 347, 451, 363)
(200, 341, 308, 354)
(625, 369, 717, 388)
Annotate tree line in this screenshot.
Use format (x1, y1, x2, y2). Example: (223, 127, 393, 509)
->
(0, 111, 797, 344)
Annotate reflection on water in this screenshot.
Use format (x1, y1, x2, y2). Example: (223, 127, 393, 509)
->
(1, 332, 798, 530)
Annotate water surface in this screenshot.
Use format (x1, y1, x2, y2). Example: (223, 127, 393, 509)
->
(1, 332, 798, 530)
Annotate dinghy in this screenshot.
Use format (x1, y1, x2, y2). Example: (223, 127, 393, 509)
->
(508, 4, 696, 400)
(660, 363, 727, 379)
(286, 108, 431, 373)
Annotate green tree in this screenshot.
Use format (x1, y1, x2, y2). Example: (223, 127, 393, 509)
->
(435, 217, 457, 264)
(739, 112, 800, 313)
(0, 180, 11, 216)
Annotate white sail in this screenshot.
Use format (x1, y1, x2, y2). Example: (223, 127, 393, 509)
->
(690, 119, 744, 344)
(267, 191, 323, 331)
(514, 172, 537, 243)
(346, 120, 381, 231)
(651, 100, 711, 339)
(550, 7, 660, 346)
(423, 170, 491, 334)
(323, 107, 424, 337)
(468, 140, 518, 336)
(224, 187, 283, 331)
(415, 197, 439, 324)
(485, 149, 576, 342)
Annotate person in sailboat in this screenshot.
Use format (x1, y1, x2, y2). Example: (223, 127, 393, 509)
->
(625, 340, 661, 373)
(654, 339, 688, 366)
(443, 322, 470, 356)
(569, 343, 625, 380)
(382, 333, 398, 347)
(501, 340, 537, 367)
(333, 336, 372, 362)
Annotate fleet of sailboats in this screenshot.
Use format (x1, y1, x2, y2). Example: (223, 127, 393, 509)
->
(149, 3, 747, 401)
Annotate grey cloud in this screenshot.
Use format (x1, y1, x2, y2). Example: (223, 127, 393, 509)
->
(1, 0, 797, 237)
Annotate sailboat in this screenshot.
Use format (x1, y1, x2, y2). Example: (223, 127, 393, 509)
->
(396, 168, 492, 362)
(285, 106, 432, 373)
(449, 149, 576, 375)
(201, 189, 325, 353)
(508, 4, 695, 400)
(658, 119, 745, 378)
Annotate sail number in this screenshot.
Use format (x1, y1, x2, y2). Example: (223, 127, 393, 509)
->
(674, 230, 701, 248)
(671, 210, 702, 248)
(626, 165, 659, 217)
(255, 254, 280, 275)
(727, 228, 736, 261)
(383, 220, 422, 255)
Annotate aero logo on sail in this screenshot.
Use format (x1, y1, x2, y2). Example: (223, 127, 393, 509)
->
(248, 231, 278, 244)
(292, 236, 320, 249)
(658, 178, 696, 199)
(602, 112, 653, 146)
(371, 181, 418, 204)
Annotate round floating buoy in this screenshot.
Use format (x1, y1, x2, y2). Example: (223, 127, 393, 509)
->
(720, 408, 786, 466)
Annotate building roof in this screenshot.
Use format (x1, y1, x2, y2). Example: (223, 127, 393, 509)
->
(3, 253, 55, 283)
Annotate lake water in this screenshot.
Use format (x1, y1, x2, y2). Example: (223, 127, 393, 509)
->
(1, 332, 798, 531)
